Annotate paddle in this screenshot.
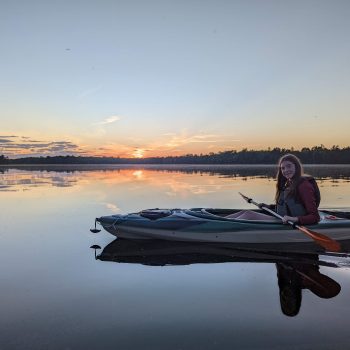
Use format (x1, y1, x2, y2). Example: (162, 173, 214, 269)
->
(238, 192, 341, 252)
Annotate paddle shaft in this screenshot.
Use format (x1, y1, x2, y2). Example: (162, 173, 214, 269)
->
(244, 197, 298, 227)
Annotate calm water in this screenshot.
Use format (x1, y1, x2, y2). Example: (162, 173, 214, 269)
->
(1, 164, 350, 350)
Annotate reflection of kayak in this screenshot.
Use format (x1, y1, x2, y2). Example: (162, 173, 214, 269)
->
(95, 208, 350, 248)
(94, 239, 342, 317)
(96, 239, 340, 267)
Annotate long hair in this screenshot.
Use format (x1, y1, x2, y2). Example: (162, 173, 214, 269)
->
(275, 154, 304, 203)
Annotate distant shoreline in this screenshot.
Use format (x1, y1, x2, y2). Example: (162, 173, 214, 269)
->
(1, 146, 350, 165)
(1, 163, 350, 167)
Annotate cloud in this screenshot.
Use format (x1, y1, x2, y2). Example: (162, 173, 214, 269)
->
(0, 139, 13, 143)
(164, 133, 220, 148)
(94, 115, 121, 125)
(0, 135, 86, 158)
(127, 130, 242, 158)
(19, 136, 47, 143)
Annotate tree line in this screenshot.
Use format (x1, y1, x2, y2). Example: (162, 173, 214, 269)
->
(1, 145, 350, 165)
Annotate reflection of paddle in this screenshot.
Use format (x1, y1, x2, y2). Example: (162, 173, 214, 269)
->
(239, 192, 341, 253)
(296, 268, 341, 298)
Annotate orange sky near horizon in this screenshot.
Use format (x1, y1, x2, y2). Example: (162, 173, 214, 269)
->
(2, 133, 350, 159)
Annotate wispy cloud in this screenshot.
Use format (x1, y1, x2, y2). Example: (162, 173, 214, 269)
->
(135, 130, 242, 158)
(163, 132, 220, 148)
(94, 115, 121, 125)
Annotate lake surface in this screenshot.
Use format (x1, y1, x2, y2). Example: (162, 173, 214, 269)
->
(1, 164, 350, 350)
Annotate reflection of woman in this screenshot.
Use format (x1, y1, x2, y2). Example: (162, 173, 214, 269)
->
(276, 262, 341, 317)
(229, 154, 320, 225)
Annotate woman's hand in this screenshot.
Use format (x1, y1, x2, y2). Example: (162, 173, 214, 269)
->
(258, 202, 269, 209)
(282, 215, 299, 224)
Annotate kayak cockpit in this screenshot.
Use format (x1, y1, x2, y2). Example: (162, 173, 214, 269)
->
(189, 208, 279, 222)
(203, 208, 350, 223)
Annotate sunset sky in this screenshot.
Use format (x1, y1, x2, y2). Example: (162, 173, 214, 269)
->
(1, 0, 350, 158)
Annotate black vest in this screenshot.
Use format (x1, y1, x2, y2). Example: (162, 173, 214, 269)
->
(276, 177, 320, 217)
(276, 187, 307, 217)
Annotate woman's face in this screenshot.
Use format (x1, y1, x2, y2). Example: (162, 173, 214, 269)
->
(280, 160, 296, 179)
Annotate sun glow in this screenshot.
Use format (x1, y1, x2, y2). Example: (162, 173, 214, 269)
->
(132, 149, 144, 158)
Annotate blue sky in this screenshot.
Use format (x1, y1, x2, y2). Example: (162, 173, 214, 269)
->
(1, 0, 350, 158)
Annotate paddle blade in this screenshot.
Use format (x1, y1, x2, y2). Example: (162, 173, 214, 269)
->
(90, 228, 101, 233)
(298, 226, 341, 252)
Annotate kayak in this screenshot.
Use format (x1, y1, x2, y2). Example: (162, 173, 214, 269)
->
(94, 208, 350, 248)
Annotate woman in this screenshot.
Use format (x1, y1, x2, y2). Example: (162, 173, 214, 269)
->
(228, 154, 320, 225)
(275, 153, 320, 225)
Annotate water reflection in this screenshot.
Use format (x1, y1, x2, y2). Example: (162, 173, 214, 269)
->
(1, 165, 350, 349)
(2, 166, 350, 215)
(2, 164, 350, 189)
(94, 239, 342, 317)
(0, 168, 80, 191)
(276, 262, 340, 317)
(2, 164, 350, 177)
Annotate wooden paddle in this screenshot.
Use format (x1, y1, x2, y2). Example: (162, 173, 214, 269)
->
(239, 192, 341, 252)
